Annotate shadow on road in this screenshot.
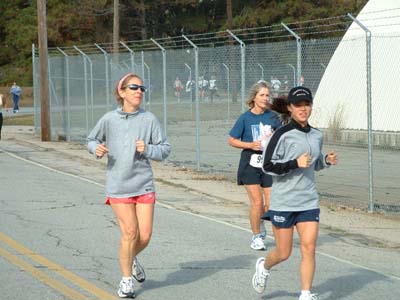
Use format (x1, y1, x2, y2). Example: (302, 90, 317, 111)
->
(139, 254, 254, 294)
(315, 268, 389, 300)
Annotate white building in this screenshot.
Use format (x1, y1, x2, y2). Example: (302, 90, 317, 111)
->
(311, 0, 400, 132)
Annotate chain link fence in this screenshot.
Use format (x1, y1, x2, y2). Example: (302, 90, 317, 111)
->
(33, 13, 400, 214)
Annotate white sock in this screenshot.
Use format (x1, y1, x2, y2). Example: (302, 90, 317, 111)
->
(122, 276, 131, 282)
(261, 261, 270, 274)
(301, 290, 311, 297)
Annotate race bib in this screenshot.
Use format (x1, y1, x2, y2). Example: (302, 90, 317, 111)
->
(250, 154, 263, 168)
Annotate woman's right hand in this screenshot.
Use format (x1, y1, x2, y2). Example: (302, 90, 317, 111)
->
(250, 140, 262, 151)
(95, 143, 109, 158)
(297, 152, 311, 168)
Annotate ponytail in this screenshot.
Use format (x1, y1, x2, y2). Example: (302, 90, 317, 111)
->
(271, 96, 290, 124)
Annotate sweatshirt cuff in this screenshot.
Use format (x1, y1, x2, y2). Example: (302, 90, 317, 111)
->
(324, 155, 331, 167)
(142, 144, 151, 158)
(288, 159, 298, 169)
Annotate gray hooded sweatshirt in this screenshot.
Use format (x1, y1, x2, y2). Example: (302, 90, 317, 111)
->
(262, 120, 330, 211)
(87, 107, 171, 198)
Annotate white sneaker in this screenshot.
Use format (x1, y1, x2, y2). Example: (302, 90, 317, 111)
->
(251, 235, 266, 250)
(252, 257, 270, 294)
(299, 293, 318, 300)
(132, 257, 146, 282)
(117, 277, 135, 298)
(260, 221, 267, 239)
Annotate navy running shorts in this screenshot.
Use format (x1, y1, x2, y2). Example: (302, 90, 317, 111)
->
(262, 209, 320, 228)
(237, 150, 272, 188)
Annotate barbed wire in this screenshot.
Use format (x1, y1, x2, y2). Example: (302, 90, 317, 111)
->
(284, 15, 347, 26)
(46, 9, 400, 56)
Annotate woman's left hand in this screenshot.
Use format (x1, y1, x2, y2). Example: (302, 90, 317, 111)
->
(136, 140, 146, 153)
(326, 151, 338, 165)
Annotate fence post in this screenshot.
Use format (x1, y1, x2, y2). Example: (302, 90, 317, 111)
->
(282, 23, 301, 86)
(150, 38, 168, 140)
(79, 49, 93, 128)
(184, 63, 193, 118)
(57, 47, 71, 141)
(287, 64, 296, 87)
(257, 63, 264, 80)
(141, 51, 146, 110)
(184, 63, 192, 102)
(348, 13, 374, 213)
(143, 61, 151, 110)
(182, 34, 201, 171)
(120, 41, 135, 73)
(226, 29, 246, 112)
(47, 55, 54, 137)
(222, 63, 230, 122)
(73, 46, 90, 135)
(95, 44, 111, 111)
(32, 44, 40, 133)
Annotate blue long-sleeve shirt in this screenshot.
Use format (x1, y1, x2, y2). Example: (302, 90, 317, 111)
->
(87, 107, 171, 198)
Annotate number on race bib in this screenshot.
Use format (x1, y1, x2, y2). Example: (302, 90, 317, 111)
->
(250, 154, 263, 168)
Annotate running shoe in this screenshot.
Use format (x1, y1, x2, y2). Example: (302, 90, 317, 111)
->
(251, 235, 266, 250)
(252, 257, 270, 294)
(117, 277, 135, 298)
(299, 293, 318, 300)
(132, 257, 146, 282)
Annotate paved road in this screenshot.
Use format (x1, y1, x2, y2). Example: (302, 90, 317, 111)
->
(0, 146, 399, 299)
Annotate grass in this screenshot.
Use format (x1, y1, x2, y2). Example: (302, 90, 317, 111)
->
(327, 104, 345, 142)
(3, 114, 34, 126)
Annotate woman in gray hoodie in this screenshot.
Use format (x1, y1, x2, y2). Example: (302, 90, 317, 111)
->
(87, 73, 171, 298)
(252, 86, 338, 300)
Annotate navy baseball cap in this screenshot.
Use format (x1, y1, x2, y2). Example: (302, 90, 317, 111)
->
(287, 86, 313, 104)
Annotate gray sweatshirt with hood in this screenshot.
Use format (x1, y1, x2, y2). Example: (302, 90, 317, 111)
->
(262, 120, 330, 211)
(87, 107, 171, 198)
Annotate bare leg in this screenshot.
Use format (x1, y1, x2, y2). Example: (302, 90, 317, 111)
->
(111, 204, 138, 277)
(133, 203, 155, 255)
(296, 221, 319, 291)
(264, 225, 294, 270)
(262, 187, 271, 213)
(244, 185, 264, 235)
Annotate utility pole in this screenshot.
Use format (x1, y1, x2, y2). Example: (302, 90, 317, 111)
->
(113, 0, 119, 64)
(37, 0, 50, 141)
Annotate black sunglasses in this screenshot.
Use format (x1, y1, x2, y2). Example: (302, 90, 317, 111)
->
(127, 84, 146, 92)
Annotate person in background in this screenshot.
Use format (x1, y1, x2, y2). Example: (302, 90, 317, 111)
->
(208, 75, 220, 103)
(0, 94, 8, 140)
(87, 73, 171, 298)
(229, 80, 282, 251)
(10, 82, 22, 113)
(252, 86, 338, 300)
(198, 75, 208, 101)
(173, 76, 184, 102)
